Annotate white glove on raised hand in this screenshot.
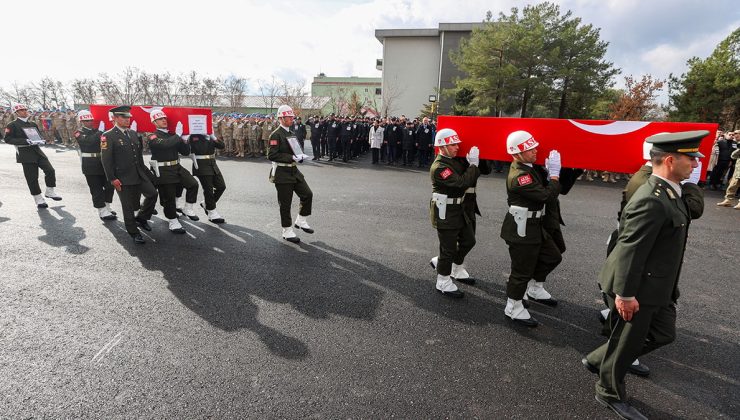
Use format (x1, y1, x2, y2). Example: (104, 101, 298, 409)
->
(98, 121, 106, 132)
(546, 150, 561, 178)
(292, 155, 304, 163)
(466, 146, 480, 166)
(209, 134, 218, 141)
(683, 160, 702, 184)
(181, 134, 190, 142)
(130, 120, 138, 132)
(175, 121, 184, 137)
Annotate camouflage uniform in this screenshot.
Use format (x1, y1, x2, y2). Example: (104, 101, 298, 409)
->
(233, 119, 245, 158)
(65, 114, 77, 146)
(261, 119, 274, 158)
(221, 118, 234, 156)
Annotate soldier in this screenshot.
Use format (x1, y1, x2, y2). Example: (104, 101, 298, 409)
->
(319, 115, 329, 158)
(327, 115, 341, 161)
(582, 132, 705, 420)
(233, 117, 245, 158)
(189, 133, 226, 223)
(309, 116, 323, 160)
(500, 130, 563, 327)
(340, 116, 354, 162)
(51, 112, 65, 144)
(100, 106, 158, 244)
(4, 103, 63, 208)
(293, 115, 307, 151)
(429, 128, 480, 298)
(74, 110, 116, 220)
(268, 105, 313, 243)
(261, 117, 274, 158)
(221, 117, 234, 156)
(147, 110, 200, 233)
(249, 117, 262, 157)
(401, 120, 416, 166)
(65, 112, 77, 147)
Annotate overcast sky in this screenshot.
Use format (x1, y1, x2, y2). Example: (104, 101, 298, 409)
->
(4, 0, 738, 102)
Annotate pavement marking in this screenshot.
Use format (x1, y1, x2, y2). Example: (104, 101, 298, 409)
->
(654, 355, 739, 386)
(185, 232, 196, 239)
(214, 226, 246, 243)
(238, 230, 254, 237)
(306, 242, 369, 269)
(182, 220, 205, 232)
(92, 331, 123, 364)
(213, 247, 225, 253)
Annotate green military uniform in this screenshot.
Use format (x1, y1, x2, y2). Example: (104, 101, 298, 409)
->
(459, 158, 491, 233)
(4, 117, 57, 197)
(75, 126, 115, 209)
(101, 122, 158, 237)
(233, 120, 245, 157)
(585, 131, 706, 413)
(65, 115, 77, 146)
(147, 130, 199, 221)
(430, 154, 480, 279)
(268, 125, 313, 228)
(261, 121, 274, 157)
(500, 161, 562, 300)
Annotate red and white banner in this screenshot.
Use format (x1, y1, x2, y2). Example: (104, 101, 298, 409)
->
(438, 116, 717, 177)
(88, 105, 213, 135)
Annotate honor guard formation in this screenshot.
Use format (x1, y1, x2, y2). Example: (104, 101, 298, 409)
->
(0, 100, 729, 420)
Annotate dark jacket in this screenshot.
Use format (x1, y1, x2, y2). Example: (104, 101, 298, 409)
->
(4, 118, 48, 164)
(100, 126, 150, 185)
(75, 126, 105, 176)
(189, 134, 224, 176)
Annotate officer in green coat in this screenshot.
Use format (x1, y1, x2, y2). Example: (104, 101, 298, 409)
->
(429, 128, 480, 298)
(268, 105, 313, 243)
(3, 103, 62, 208)
(500, 130, 563, 327)
(582, 131, 706, 420)
(74, 110, 116, 220)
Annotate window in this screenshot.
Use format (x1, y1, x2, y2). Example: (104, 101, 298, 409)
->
(365, 88, 368, 93)
(375, 88, 382, 95)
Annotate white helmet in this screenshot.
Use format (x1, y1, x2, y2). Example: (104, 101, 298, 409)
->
(150, 110, 167, 122)
(78, 110, 94, 122)
(434, 128, 462, 147)
(506, 130, 539, 155)
(276, 105, 295, 118)
(12, 103, 28, 113)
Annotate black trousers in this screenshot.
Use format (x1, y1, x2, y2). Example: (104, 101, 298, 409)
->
(387, 145, 396, 163)
(22, 158, 56, 195)
(275, 181, 312, 228)
(505, 234, 562, 299)
(436, 225, 476, 276)
(117, 179, 157, 235)
(311, 139, 321, 159)
(328, 138, 337, 159)
(320, 138, 327, 157)
(161, 171, 198, 219)
(197, 173, 226, 210)
(371, 148, 380, 163)
(380, 143, 387, 162)
(710, 160, 730, 186)
(341, 139, 351, 162)
(401, 149, 413, 165)
(85, 174, 115, 208)
(587, 295, 676, 402)
(417, 149, 430, 167)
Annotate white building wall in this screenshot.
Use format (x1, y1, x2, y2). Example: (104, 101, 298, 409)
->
(381, 36, 440, 117)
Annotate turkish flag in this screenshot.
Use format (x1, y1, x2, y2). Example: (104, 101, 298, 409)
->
(438, 116, 717, 177)
(88, 105, 213, 135)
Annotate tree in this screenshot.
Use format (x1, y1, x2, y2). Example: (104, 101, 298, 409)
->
(451, 2, 618, 118)
(669, 28, 740, 128)
(278, 79, 308, 115)
(258, 76, 281, 113)
(223, 75, 248, 112)
(608, 75, 665, 121)
(71, 79, 98, 105)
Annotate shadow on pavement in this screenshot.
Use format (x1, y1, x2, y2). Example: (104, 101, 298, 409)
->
(37, 205, 89, 254)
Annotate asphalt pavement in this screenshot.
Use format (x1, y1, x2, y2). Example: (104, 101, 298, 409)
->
(0, 143, 738, 419)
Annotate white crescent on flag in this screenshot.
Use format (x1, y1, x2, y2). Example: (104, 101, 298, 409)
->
(140, 106, 164, 114)
(568, 120, 651, 136)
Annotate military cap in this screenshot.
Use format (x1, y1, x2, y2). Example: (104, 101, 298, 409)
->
(109, 105, 132, 117)
(646, 130, 707, 158)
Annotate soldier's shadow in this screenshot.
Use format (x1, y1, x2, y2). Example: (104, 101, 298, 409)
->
(37, 205, 89, 254)
(0, 201, 9, 224)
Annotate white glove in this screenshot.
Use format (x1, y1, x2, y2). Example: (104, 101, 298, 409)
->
(130, 120, 138, 132)
(292, 155, 303, 163)
(683, 160, 702, 184)
(98, 121, 105, 132)
(209, 134, 218, 141)
(181, 134, 190, 142)
(175, 121, 183, 136)
(546, 150, 561, 178)
(466, 146, 480, 166)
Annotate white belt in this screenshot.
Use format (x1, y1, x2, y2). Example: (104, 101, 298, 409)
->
(442, 196, 464, 204)
(156, 160, 180, 167)
(80, 152, 100, 158)
(527, 209, 545, 218)
(274, 162, 296, 167)
(465, 187, 476, 194)
(194, 154, 215, 160)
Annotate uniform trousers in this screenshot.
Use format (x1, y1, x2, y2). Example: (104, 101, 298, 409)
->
(198, 174, 226, 210)
(505, 232, 562, 298)
(328, 138, 338, 159)
(436, 223, 476, 277)
(22, 158, 56, 195)
(248, 138, 260, 157)
(161, 170, 199, 219)
(320, 137, 327, 157)
(85, 174, 115, 208)
(586, 294, 676, 401)
(341, 139, 351, 162)
(117, 179, 157, 235)
(275, 181, 312, 228)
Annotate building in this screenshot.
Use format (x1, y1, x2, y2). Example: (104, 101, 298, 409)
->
(375, 22, 483, 117)
(311, 74, 382, 116)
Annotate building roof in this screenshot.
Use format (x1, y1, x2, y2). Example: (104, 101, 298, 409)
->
(375, 22, 484, 42)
